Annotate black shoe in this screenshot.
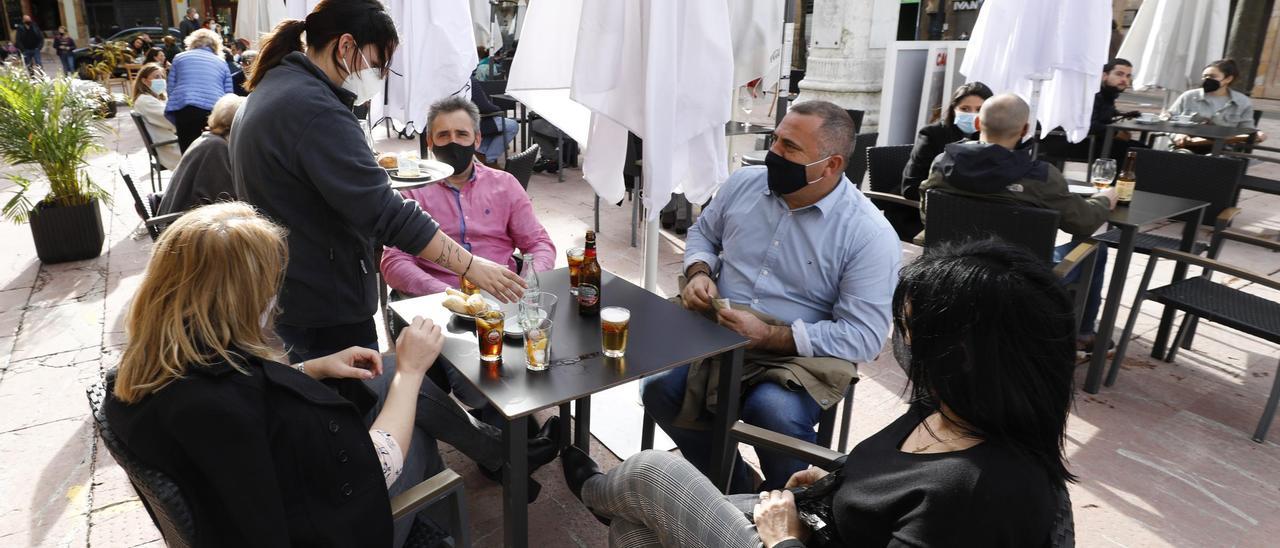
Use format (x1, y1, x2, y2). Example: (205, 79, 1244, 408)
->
(468, 407, 539, 438)
(561, 445, 610, 525)
(536, 415, 563, 448)
(543, 160, 560, 174)
(532, 158, 552, 173)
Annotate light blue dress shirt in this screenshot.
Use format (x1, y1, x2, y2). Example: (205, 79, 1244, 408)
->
(684, 166, 901, 362)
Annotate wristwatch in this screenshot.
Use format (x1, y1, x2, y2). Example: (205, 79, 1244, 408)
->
(685, 262, 713, 281)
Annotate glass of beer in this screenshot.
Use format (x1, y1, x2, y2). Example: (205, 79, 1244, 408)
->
(460, 276, 480, 296)
(566, 247, 585, 295)
(523, 318, 554, 371)
(476, 310, 505, 362)
(600, 306, 630, 358)
(1090, 158, 1117, 191)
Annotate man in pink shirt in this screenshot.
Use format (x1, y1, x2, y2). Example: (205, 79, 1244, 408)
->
(381, 96, 556, 297)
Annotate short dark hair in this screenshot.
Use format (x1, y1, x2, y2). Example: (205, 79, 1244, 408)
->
(427, 95, 481, 135)
(1103, 58, 1132, 73)
(946, 81, 994, 125)
(893, 238, 1077, 488)
(786, 100, 855, 160)
(1207, 58, 1240, 81)
(249, 0, 398, 92)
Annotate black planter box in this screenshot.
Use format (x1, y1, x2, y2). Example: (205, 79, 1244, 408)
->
(29, 199, 106, 264)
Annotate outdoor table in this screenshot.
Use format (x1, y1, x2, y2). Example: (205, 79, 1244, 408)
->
(725, 121, 774, 137)
(390, 268, 747, 547)
(1082, 190, 1209, 394)
(1100, 119, 1245, 158)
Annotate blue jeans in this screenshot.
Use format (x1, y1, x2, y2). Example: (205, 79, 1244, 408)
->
(21, 49, 42, 70)
(1054, 241, 1108, 336)
(59, 53, 74, 74)
(478, 117, 518, 161)
(641, 364, 823, 494)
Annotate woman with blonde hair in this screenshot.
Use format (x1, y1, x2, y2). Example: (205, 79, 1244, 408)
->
(130, 63, 181, 170)
(165, 28, 233, 151)
(105, 202, 452, 546)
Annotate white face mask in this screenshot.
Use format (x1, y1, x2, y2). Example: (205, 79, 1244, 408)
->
(340, 47, 384, 105)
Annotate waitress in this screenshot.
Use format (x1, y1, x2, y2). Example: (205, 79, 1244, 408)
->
(231, 0, 524, 362)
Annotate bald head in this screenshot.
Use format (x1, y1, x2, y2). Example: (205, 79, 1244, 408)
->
(978, 93, 1030, 147)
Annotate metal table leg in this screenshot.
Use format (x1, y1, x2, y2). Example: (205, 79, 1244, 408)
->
(502, 415, 529, 548)
(1100, 127, 1117, 160)
(558, 402, 572, 450)
(1150, 209, 1205, 358)
(1088, 226, 1135, 392)
(710, 347, 745, 493)
(574, 396, 592, 450)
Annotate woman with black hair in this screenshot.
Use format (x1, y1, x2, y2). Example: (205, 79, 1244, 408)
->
(560, 238, 1076, 548)
(1168, 58, 1268, 148)
(901, 81, 994, 199)
(231, 0, 525, 363)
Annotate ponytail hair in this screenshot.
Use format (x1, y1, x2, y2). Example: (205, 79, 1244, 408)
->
(246, 0, 398, 92)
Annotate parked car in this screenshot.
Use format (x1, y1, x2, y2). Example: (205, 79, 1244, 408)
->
(72, 27, 182, 73)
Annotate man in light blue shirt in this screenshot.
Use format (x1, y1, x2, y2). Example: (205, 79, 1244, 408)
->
(642, 101, 901, 493)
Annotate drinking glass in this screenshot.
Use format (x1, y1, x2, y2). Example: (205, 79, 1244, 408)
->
(523, 318, 554, 371)
(737, 86, 754, 117)
(600, 306, 631, 358)
(476, 310, 505, 362)
(519, 291, 558, 329)
(1090, 158, 1117, 190)
(566, 247, 585, 295)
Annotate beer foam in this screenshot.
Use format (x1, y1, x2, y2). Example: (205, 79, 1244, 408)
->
(600, 307, 630, 323)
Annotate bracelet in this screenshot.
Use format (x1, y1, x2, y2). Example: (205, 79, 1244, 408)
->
(460, 254, 475, 278)
(293, 361, 306, 375)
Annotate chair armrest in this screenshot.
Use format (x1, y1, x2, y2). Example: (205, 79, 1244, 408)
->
(1221, 228, 1280, 252)
(1215, 207, 1242, 231)
(1052, 242, 1097, 279)
(863, 190, 921, 209)
(390, 468, 465, 521)
(730, 422, 845, 470)
(1150, 248, 1280, 292)
(144, 212, 183, 229)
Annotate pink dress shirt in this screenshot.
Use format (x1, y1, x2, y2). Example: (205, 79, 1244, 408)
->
(380, 163, 556, 296)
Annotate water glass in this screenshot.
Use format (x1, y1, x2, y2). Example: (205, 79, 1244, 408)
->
(519, 291, 558, 330)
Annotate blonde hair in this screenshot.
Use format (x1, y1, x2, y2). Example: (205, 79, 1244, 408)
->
(207, 94, 246, 136)
(130, 63, 166, 104)
(184, 28, 223, 55)
(115, 202, 288, 404)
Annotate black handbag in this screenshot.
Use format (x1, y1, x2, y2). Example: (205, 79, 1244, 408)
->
(745, 466, 845, 548)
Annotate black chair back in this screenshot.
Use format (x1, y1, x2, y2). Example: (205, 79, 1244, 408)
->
(923, 189, 1060, 263)
(87, 376, 197, 548)
(478, 79, 507, 96)
(845, 109, 864, 134)
(130, 111, 160, 156)
(866, 144, 914, 194)
(121, 170, 167, 241)
(1134, 149, 1246, 224)
(845, 132, 878, 187)
(503, 144, 540, 191)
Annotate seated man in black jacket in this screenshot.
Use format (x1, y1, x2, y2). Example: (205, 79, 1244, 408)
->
(1042, 58, 1145, 162)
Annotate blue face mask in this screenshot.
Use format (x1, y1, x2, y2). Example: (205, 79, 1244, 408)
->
(149, 78, 167, 95)
(954, 111, 978, 135)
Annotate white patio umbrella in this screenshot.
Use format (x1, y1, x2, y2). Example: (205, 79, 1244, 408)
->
(728, 0, 784, 89)
(377, 0, 478, 135)
(235, 0, 288, 45)
(960, 0, 1111, 143)
(1117, 0, 1229, 95)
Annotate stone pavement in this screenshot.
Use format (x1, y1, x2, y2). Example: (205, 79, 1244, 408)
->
(0, 99, 1278, 547)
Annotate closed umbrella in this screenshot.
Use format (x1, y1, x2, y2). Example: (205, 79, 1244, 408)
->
(378, 0, 477, 135)
(1117, 0, 1229, 94)
(960, 0, 1111, 142)
(236, 0, 288, 44)
(728, 0, 784, 89)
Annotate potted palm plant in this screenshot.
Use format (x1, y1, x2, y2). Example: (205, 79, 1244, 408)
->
(0, 66, 110, 263)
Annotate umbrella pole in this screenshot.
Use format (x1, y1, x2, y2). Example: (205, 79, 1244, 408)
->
(643, 212, 660, 292)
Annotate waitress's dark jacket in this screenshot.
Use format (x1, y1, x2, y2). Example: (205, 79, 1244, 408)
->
(231, 52, 439, 328)
(104, 354, 392, 546)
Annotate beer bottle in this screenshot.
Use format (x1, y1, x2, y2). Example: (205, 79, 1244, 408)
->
(577, 230, 602, 315)
(1115, 151, 1137, 205)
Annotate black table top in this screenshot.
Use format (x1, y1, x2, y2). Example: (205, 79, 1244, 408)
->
(389, 268, 748, 419)
(1108, 190, 1209, 228)
(1108, 119, 1243, 140)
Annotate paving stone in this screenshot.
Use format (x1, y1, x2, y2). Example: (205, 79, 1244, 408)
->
(10, 300, 104, 363)
(0, 417, 93, 546)
(0, 353, 99, 433)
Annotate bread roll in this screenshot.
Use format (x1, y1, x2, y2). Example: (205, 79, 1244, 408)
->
(377, 153, 398, 169)
(466, 294, 488, 315)
(442, 295, 470, 314)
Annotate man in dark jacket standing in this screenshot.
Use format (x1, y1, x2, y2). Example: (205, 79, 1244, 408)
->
(921, 94, 1117, 351)
(178, 8, 200, 39)
(16, 15, 44, 74)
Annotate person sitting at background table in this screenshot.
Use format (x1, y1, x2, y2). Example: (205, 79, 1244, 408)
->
(641, 101, 901, 495)
(129, 35, 149, 62)
(130, 63, 182, 171)
(232, 49, 256, 96)
(143, 47, 167, 68)
(470, 76, 519, 164)
(1168, 58, 1268, 149)
(561, 238, 1076, 548)
(156, 94, 244, 215)
(1043, 58, 1147, 162)
(381, 95, 555, 427)
(901, 81, 993, 199)
(920, 93, 1116, 356)
(105, 202, 450, 546)
(161, 35, 182, 63)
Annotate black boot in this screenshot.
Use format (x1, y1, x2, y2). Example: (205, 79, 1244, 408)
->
(561, 445, 610, 525)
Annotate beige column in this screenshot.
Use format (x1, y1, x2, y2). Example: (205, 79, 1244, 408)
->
(795, 0, 898, 131)
(58, 0, 87, 42)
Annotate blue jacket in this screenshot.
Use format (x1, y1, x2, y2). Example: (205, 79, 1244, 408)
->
(165, 47, 232, 117)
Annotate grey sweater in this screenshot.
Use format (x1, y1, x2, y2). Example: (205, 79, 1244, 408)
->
(156, 132, 235, 216)
(231, 52, 439, 327)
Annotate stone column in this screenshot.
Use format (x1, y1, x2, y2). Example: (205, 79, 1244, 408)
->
(59, 0, 87, 42)
(795, 0, 897, 131)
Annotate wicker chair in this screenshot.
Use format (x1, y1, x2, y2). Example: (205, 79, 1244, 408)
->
(88, 368, 470, 547)
(729, 422, 1076, 547)
(865, 144, 915, 194)
(844, 132, 878, 188)
(503, 144, 540, 191)
(129, 111, 177, 193)
(922, 190, 1100, 334)
(1111, 229, 1280, 442)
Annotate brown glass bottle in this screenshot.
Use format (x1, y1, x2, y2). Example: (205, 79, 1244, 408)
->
(1115, 151, 1137, 205)
(577, 230, 602, 315)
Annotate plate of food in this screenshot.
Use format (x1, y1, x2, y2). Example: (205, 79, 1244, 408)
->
(378, 154, 454, 190)
(441, 288, 499, 321)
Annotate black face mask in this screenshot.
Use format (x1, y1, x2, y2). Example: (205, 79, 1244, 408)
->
(1201, 78, 1222, 93)
(433, 141, 475, 175)
(764, 150, 829, 195)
